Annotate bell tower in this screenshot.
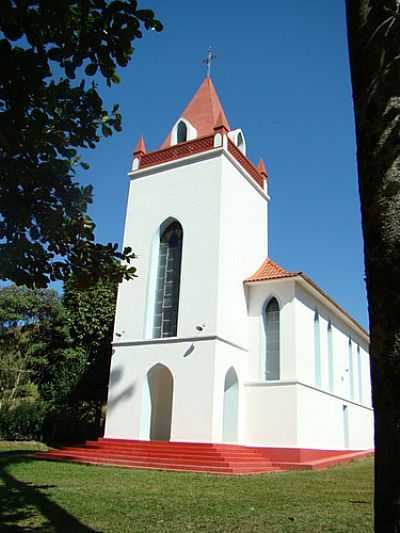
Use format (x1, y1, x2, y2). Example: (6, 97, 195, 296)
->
(105, 77, 270, 443)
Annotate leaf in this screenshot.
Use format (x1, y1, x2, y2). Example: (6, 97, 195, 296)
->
(101, 124, 113, 137)
(64, 61, 76, 79)
(383, 180, 400, 197)
(48, 48, 64, 62)
(85, 63, 98, 76)
(3, 23, 24, 41)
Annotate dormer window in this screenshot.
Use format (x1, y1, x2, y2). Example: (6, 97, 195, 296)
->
(170, 118, 196, 146)
(177, 121, 188, 143)
(237, 132, 244, 151)
(228, 129, 246, 155)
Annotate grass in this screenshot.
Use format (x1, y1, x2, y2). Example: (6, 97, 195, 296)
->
(0, 441, 373, 532)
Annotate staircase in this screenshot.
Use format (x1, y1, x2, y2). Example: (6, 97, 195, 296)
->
(35, 438, 373, 475)
(35, 438, 279, 474)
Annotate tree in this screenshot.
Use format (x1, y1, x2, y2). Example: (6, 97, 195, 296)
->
(62, 275, 118, 432)
(0, 284, 68, 406)
(0, 1, 162, 288)
(0, 282, 115, 440)
(345, 2, 400, 531)
(0, 284, 91, 440)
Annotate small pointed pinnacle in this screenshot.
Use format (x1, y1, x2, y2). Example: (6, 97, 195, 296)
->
(213, 110, 229, 131)
(257, 158, 268, 178)
(133, 136, 146, 155)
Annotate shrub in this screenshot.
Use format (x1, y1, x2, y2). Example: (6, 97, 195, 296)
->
(0, 400, 47, 440)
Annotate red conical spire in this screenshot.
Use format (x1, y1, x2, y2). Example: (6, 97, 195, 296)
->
(133, 136, 146, 156)
(213, 110, 230, 132)
(161, 77, 230, 148)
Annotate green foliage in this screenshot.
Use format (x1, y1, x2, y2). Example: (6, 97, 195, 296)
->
(0, 400, 47, 440)
(0, 1, 162, 288)
(0, 279, 118, 441)
(63, 276, 118, 402)
(0, 285, 69, 405)
(0, 284, 88, 440)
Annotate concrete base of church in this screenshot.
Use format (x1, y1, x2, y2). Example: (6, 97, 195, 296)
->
(35, 438, 373, 475)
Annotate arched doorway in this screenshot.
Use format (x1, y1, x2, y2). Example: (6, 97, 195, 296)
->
(144, 364, 174, 441)
(222, 367, 239, 443)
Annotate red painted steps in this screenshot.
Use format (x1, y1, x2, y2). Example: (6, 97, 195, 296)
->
(36, 439, 277, 474)
(35, 438, 373, 475)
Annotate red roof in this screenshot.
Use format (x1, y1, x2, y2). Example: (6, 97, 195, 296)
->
(160, 77, 230, 148)
(245, 258, 369, 338)
(245, 258, 300, 282)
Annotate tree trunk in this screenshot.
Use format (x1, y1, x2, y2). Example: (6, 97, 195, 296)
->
(345, 1, 400, 531)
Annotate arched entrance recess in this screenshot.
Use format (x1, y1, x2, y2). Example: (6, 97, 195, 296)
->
(146, 364, 174, 441)
(222, 367, 239, 443)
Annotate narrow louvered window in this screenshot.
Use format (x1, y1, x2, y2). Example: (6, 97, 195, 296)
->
(177, 121, 187, 143)
(265, 298, 280, 380)
(153, 221, 183, 338)
(348, 338, 354, 400)
(237, 132, 244, 151)
(357, 345, 363, 403)
(314, 311, 321, 387)
(327, 321, 334, 392)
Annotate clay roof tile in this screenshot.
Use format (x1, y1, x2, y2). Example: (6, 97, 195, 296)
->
(245, 258, 299, 282)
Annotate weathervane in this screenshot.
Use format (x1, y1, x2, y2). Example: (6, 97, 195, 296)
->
(203, 46, 216, 78)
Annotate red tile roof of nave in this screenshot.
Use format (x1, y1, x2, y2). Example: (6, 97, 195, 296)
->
(245, 258, 300, 282)
(160, 77, 230, 149)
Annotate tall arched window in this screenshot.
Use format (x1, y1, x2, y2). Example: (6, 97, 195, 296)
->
(177, 121, 187, 143)
(264, 298, 280, 380)
(153, 221, 183, 338)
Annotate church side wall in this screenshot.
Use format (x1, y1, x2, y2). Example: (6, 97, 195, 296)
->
(296, 384, 374, 450)
(294, 283, 372, 408)
(113, 154, 222, 342)
(243, 382, 373, 449)
(215, 155, 268, 350)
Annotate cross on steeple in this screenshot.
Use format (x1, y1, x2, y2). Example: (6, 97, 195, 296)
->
(203, 46, 216, 78)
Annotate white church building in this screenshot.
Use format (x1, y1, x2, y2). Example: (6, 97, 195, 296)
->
(104, 76, 374, 454)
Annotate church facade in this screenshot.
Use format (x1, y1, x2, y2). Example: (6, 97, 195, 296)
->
(104, 77, 373, 452)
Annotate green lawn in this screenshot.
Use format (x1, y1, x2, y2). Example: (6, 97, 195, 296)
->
(0, 441, 373, 532)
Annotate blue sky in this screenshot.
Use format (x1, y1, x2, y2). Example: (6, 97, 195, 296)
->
(76, 1, 368, 329)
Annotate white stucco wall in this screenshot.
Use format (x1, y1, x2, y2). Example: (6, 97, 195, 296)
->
(104, 337, 249, 444)
(114, 151, 223, 342)
(244, 383, 298, 446)
(243, 381, 373, 450)
(215, 153, 268, 348)
(212, 341, 249, 444)
(105, 338, 217, 442)
(296, 383, 373, 449)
